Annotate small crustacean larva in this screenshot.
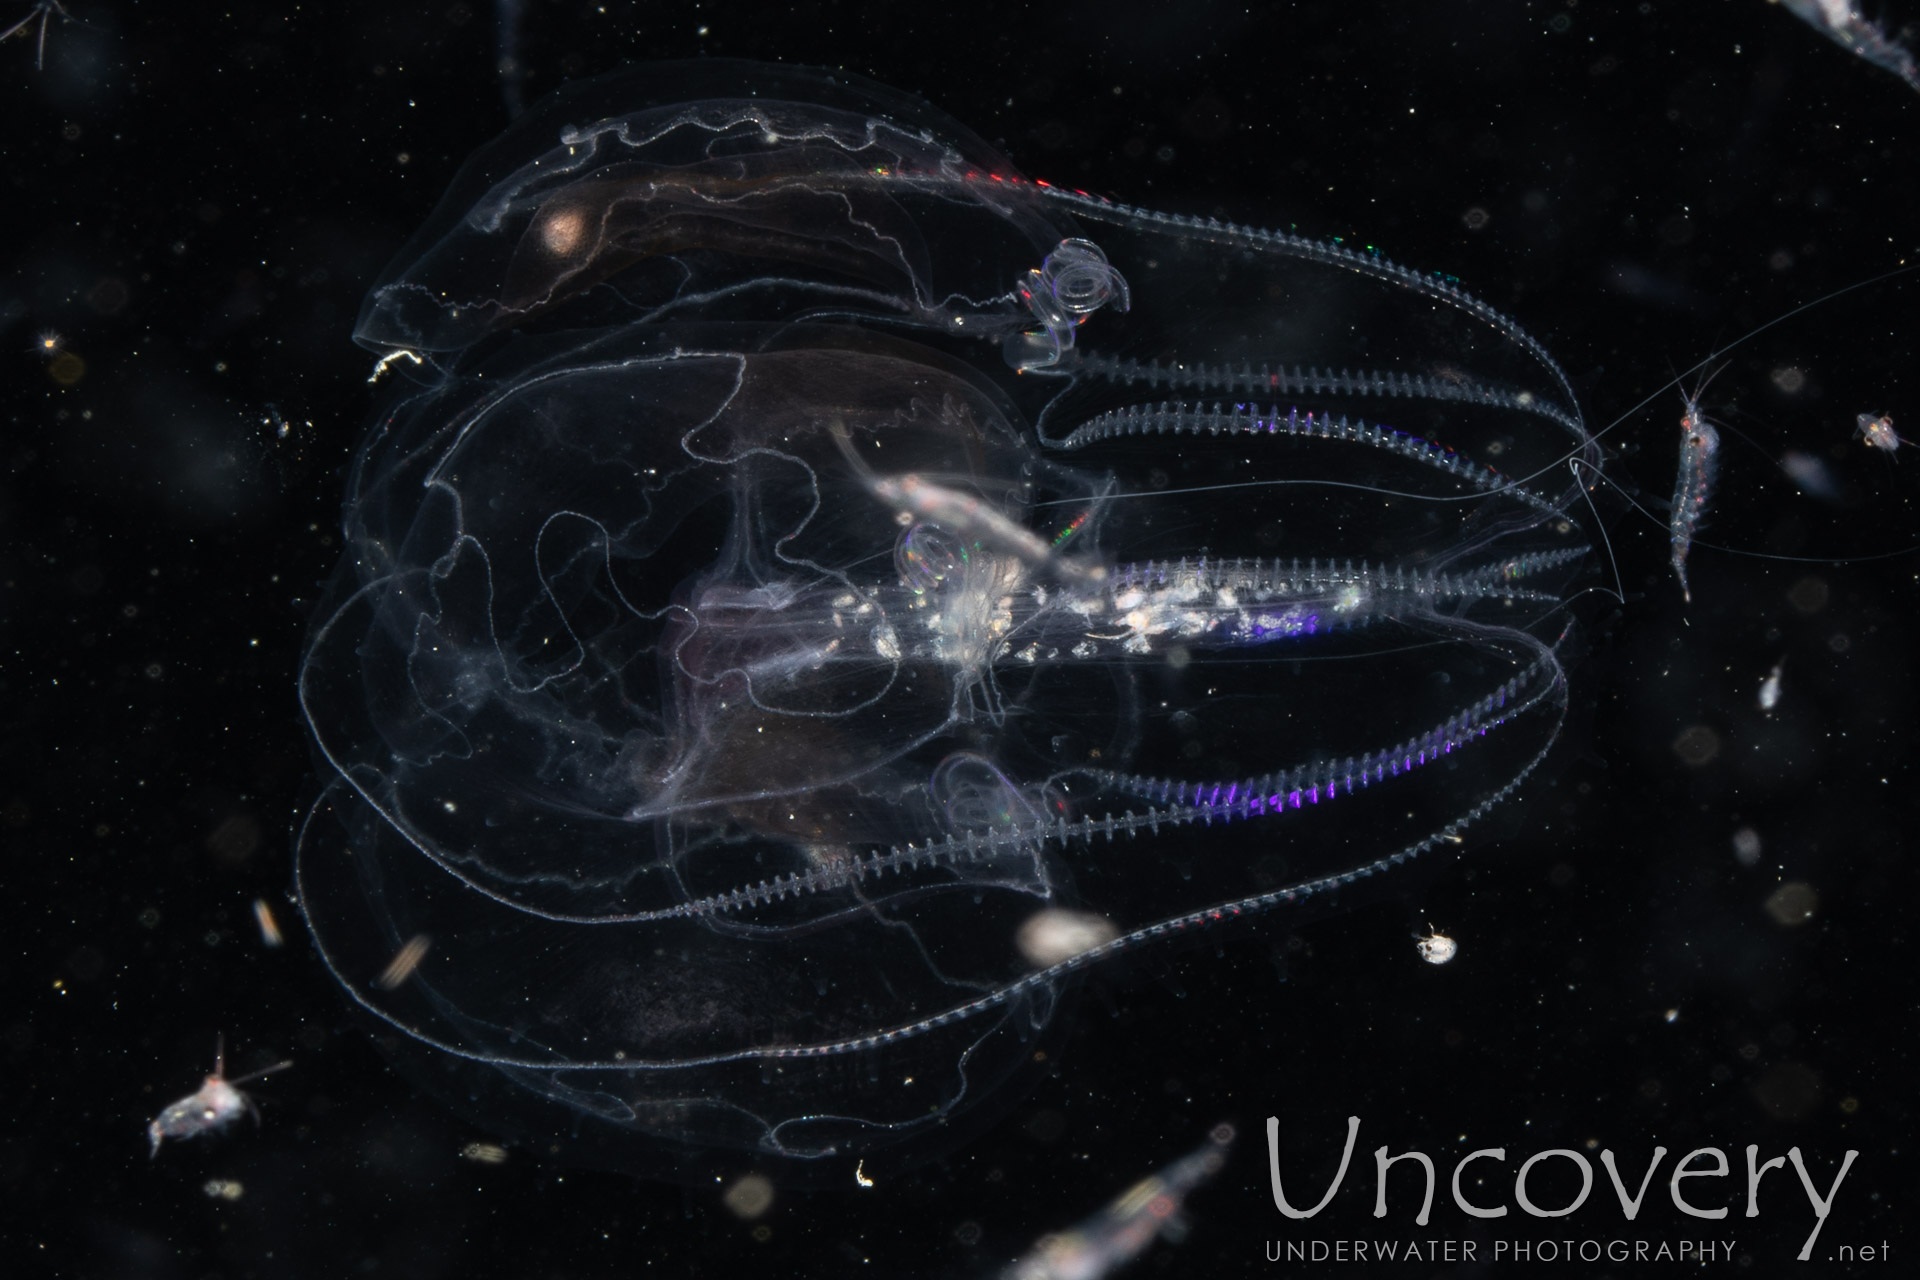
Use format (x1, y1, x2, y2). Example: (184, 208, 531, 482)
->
(147, 1036, 293, 1158)
(1855, 413, 1908, 458)
(1416, 925, 1459, 965)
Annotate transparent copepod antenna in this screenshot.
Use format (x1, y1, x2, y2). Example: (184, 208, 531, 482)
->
(300, 60, 1601, 1173)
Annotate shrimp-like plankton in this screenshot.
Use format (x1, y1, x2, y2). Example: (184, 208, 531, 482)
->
(1669, 382, 1722, 604)
(147, 1036, 293, 1157)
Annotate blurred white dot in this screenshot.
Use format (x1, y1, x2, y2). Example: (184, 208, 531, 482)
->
(1017, 910, 1119, 967)
(1765, 882, 1818, 927)
(723, 1173, 774, 1219)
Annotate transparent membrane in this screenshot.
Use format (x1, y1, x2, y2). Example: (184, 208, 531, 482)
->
(298, 59, 1601, 1173)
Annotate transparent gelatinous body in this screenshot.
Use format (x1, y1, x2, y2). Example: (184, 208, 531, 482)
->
(298, 60, 1601, 1174)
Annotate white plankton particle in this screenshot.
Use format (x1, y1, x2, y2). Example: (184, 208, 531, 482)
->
(1016, 909, 1120, 967)
(251, 898, 284, 948)
(374, 933, 431, 990)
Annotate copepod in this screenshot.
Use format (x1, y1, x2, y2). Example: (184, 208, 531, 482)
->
(147, 1035, 292, 1157)
(1668, 375, 1723, 604)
